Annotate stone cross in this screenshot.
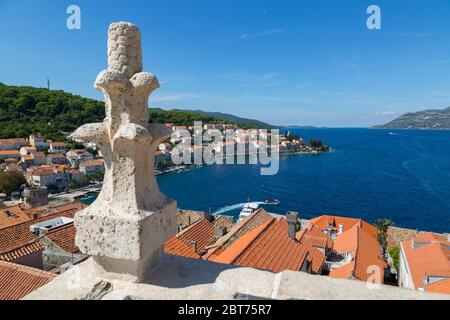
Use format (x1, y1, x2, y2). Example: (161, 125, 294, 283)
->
(72, 22, 176, 282)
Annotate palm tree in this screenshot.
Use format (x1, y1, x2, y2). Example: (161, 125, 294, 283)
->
(376, 218, 395, 258)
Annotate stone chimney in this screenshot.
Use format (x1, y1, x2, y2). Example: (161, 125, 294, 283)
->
(71, 22, 176, 282)
(286, 211, 299, 240)
(215, 226, 227, 240)
(23, 187, 48, 209)
(191, 240, 197, 253)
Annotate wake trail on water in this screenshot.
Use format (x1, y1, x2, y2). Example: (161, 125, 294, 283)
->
(213, 201, 265, 215)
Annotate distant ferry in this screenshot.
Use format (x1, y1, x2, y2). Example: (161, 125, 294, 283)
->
(238, 202, 260, 222)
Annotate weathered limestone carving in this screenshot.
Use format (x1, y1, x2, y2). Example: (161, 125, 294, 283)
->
(72, 22, 176, 282)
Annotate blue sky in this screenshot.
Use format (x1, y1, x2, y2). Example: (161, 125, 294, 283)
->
(1, 0, 450, 127)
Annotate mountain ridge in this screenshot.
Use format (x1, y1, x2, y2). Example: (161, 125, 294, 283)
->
(374, 106, 450, 129)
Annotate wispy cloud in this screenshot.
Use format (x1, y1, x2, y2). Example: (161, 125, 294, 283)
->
(374, 111, 397, 116)
(151, 93, 201, 103)
(237, 28, 286, 40)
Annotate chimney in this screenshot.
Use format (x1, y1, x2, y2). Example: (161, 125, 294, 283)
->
(286, 211, 299, 240)
(338, 224, 344, 234)
(191, 240, 197, 253)
(215, 226, 227, 240)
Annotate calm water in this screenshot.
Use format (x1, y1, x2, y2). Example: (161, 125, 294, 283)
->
(79, 129, 450, 233)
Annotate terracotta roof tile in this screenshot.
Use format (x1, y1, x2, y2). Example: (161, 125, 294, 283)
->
(164, 219, 216, 258)
(0, 150, 20, 156)
(206, 208, 272, 255)
(296, 225, 333, 250)
(309, 215, 378, 238)
(210, 216, 325, 274)
(426, 278, 450, 295)
(401, 233, 450, 293)
(44, 224, 78, 253)
(328, 225, 384, 283)
(0, 261, 55, 300)
(0, 205, 31, 229)
(0, 206, 80, 262)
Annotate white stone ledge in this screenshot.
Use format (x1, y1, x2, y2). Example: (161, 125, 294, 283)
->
(24, 254, 449, 300)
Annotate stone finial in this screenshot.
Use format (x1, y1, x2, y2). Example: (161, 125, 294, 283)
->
(71, 22, 176, 282)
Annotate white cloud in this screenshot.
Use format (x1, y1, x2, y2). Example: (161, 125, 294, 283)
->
(237, 28, 286, 40)
(375, 111, 397, 116)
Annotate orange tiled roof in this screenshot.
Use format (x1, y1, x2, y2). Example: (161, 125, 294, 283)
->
(21, 154, 34, 161)
(209, 215, 325, 274)
(44, 224, 78, 253)
(164, 218, 218, 258)
(209, 208, 273, 252)
(401, 233, 450, 292)
(0, 138, 27, 145)
(0, 205, 31, 229)
(296, 225, 333, 250)
(329, 224, 384, 283)
(0, 261, 55, 300)
(0, 242, 44, 262)
(309, 215, 378, 238)
(0, 207, 80, 262)
(51, 142, 65, 147)
(329, 261, 355, 279)
(426, 278, 450, 295)
(81, 159, 104, 167)
(0, 150, 20, 156)
(232, 218, 325, 273)
(164, 237, 200, 259)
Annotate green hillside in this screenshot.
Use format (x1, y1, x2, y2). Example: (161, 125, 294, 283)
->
(0, 83, 272, 141)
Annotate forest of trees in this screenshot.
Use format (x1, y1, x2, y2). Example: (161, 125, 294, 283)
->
(0, 83, 243, 141)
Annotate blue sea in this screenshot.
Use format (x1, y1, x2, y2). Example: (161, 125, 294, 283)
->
(79, 129, 450, 233)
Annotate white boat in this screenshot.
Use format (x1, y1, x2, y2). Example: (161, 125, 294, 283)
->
(238, 202, 260, 222)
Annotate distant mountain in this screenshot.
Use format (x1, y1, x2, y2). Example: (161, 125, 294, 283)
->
(374, 107, 450, 129)
(174, 109, 276, 129)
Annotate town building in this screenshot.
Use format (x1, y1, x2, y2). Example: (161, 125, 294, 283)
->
(398, 233, 450, 295)
(0, 150, 20, 160)
(46, 153, 68, 165)
(29, 135, 49, 149)
(0, 138, 27, 151)
(49, 142, 66, 154)
(79, 159, 105, 175)
(66, 149, 94, 167)
(25, 165, 70, 191)
(0, 203, 86, 269)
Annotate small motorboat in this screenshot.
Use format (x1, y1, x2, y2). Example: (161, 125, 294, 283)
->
(265, 198, 280, 205)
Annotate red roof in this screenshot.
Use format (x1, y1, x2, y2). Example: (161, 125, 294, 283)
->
(0, 138, 27, 145)
(296, 225, 333, 250)
(164, 219, 215, 257)
(0, 261, 55, 300)
(209, 216, 325, 274)
(309, 215, 378, 238)
(401, 233, 450, 293)
(329, 224, 384, 283)
(44, 224, 78, 253)
(0, 206, 82, 262)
